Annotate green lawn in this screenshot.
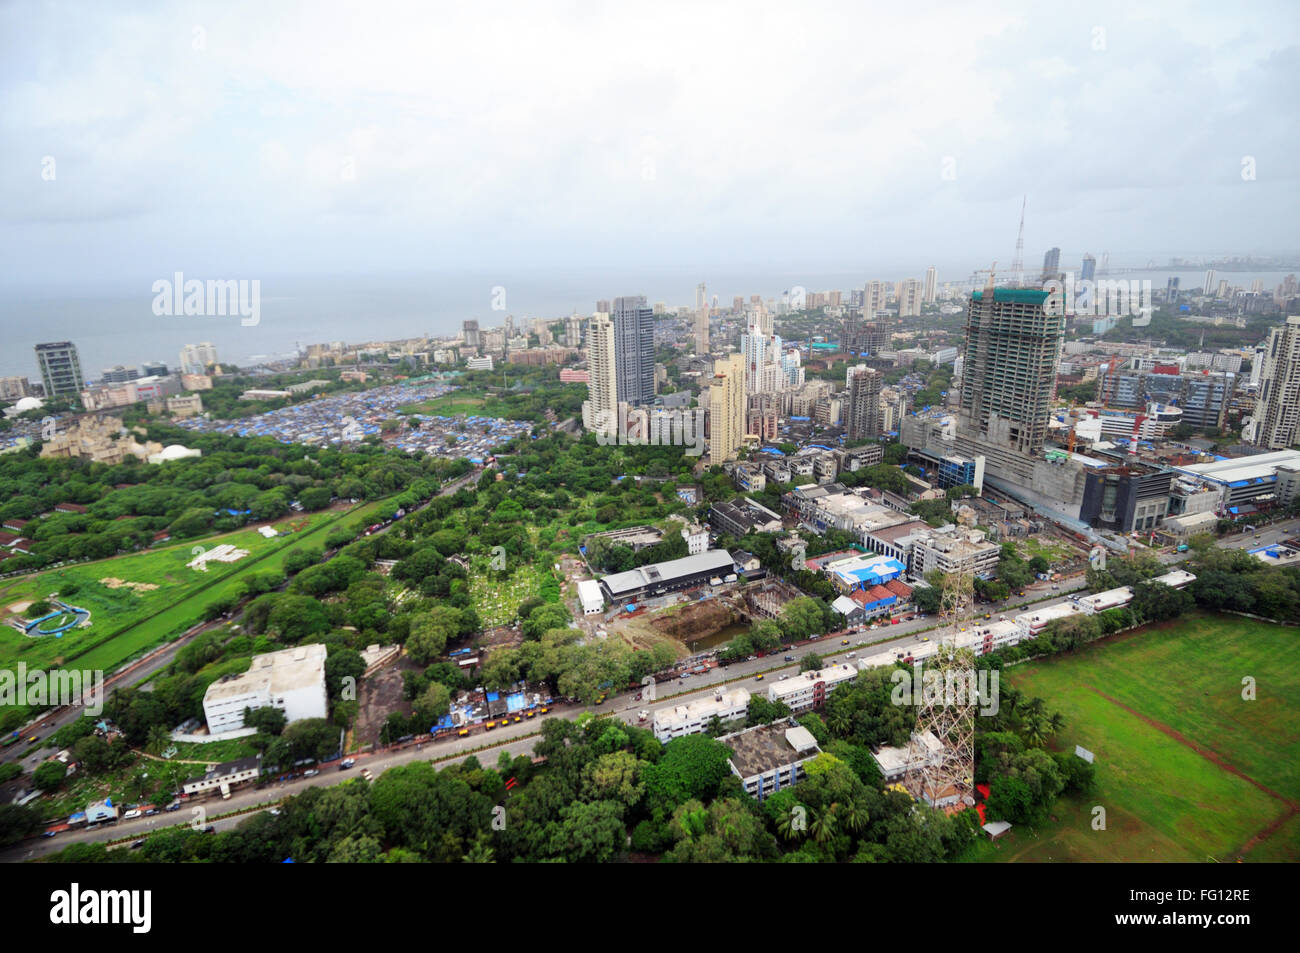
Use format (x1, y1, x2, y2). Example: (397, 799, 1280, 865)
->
(400, 394, 487, 416)
(0, 500, 388, 678)
(961, 613, 1300, 862)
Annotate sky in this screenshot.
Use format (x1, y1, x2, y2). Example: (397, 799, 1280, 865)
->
(1, 0, 1298, 292)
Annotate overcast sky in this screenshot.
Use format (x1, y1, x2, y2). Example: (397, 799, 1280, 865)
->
(2, 0, 1297, 289)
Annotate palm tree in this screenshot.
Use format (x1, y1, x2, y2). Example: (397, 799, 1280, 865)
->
(776, 805, 808, 842)
(462, 839, 496, 863)
(834, 800, 869, 834)
(810, 807, 838, 845)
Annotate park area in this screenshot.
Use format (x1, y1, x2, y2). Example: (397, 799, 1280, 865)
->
(963, 613, 1300, 862)
(0, 503, 381, 679)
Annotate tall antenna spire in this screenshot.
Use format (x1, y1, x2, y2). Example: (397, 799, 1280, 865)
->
(1010, 196, 1026, 288)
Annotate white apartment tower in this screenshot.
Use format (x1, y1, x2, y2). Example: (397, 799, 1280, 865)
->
(582, 312, 618, 434)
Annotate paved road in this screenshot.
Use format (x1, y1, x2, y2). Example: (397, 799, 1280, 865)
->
(3, 584, 1098, 862)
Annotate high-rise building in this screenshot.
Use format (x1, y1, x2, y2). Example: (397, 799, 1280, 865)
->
(461, 320, 480, 349)
(612, 295, 655, 406)
(0, 377, 31, 401)
(898, 279, 923, 317)
(695, 282, 707, 311)
(141, 361, 168, 377)
(1251, 315, 1300, 450)
(846, 365, 882, 440)
(35, 341, 84, 398)
(178, 342, 218, 376)
(564, 314, 583, 349)
(596, 299, 612, 314)
(695, 307, 710, 354)
(1081, 254, 1096, 283)
(1204, 270, 1216, 295)
(1041, 247, 1061, 281)
(709, 353, 746, 463)
(863, 280, 888, 318)
(923, 266, 937, 304)
(1166, 276, 1181, 304)
(581, 313, 618, 433)
(956, 286, 1063, 465)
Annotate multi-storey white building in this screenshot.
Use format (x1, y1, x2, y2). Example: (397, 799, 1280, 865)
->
(766, 662, 860, 712)
(652, 688, 751, 743)
(202, 644, 329, 736)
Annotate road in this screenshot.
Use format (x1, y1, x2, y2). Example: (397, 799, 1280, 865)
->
(2, 471, 479, 768)
(2, 581, 1095, 862)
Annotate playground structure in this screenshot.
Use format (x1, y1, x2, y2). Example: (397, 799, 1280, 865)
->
(15, 599, 92, 637)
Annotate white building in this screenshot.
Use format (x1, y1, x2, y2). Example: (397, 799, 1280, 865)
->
(202, 644, 328, 736)
(652, 688, 751, 743)
(871, 730, 944, 782)
(681, 523, 709, 555)
(766, 662, 859, 712)
(577, 579, 604, 615)
(466, 355, 495, 371)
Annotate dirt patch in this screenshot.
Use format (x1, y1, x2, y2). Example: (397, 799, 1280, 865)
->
(100, 577, 159, 592)
(354, 652, 421, 747)
(650, 600, 738, 643)
(6, 601, 33, 614)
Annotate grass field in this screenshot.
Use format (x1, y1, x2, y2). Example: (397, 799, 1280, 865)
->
(400, 394, 487, 416)
(0, 500, 389, 679)
(961, 613, 1300, 863)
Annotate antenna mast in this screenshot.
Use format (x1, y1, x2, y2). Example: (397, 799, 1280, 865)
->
(1010, 196, 1026, 288)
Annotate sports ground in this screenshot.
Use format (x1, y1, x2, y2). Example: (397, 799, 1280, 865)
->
(963, 612, 1300, 862)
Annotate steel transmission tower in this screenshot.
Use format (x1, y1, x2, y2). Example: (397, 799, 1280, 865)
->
(902, 564, 977, 811)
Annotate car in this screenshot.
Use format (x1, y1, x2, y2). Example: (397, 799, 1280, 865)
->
(847, 652, 856, 658)
(303, 769, 319, 778)
(540, 707, 550, 714)
(840, 639, 849, 645)
(513, 715, 522, 722)
(526, 711, 536, 718)
(339, 758, 356, 770)
(269, 808, 281, 816)
(921, 637, 930, 642)
(755, 674, 765, 681)
(457, 728, 470, 736)
(41, 830, 57, 838)
(857, 640, 866, 646)
(202, 825, 216, 834)
(144, 808, 159, 816)
(485, 721, 497, 729)
(746, 655, 757, 661)
(783, 655, 795, 662)
(130, 840, 145, 850)
(123, 809, 142, 820)
(164, 801, 181, 812)
(779, 674, 789, 681)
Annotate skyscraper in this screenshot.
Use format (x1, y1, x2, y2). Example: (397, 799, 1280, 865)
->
(708, 353, 746, 463)
(462, 320, 480, 349)
(35, 341, 84, 398)
(956, 286, 1063, 476)
(695, 306, 710, 355)
(923, 266, 937, 305)
(863, 280, 888, 319)
(564, 314, 583, 348)
(1204, 270, 1216, 295)
(1251, 315, 1300, 450)
(1081, 254, 1096, 283)
(1041, 247, 1061, 281)
(1166, 276, 1180, 304)
(898, 279, 923, 317)
(846, 365, 882, 440)
(612, 295, 655, 406)
(695, 282, 707, 311)
(581, 312, 618, 433)
(179, 342, 218, 375)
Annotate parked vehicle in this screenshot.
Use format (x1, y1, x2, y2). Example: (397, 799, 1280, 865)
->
(303, 769, 319, 778)
(638, 710, 649, 722)
(339, 758, 356, 770)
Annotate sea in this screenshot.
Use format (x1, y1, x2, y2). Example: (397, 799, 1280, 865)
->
(1, 266, 1295, 382)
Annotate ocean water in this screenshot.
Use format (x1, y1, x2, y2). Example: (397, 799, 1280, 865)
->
(2, 267, 1294, 382)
